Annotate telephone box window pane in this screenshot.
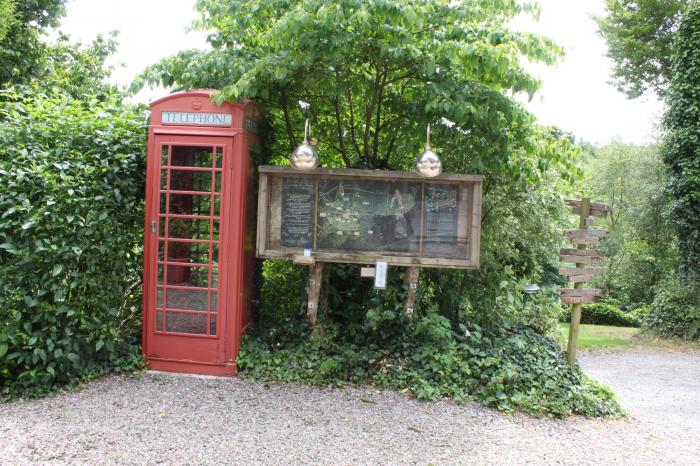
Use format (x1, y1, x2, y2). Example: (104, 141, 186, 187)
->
(215, 147, 223, 168)
(161, 240, 210, 264)
(157, 287, 164, 307)
(170, 170, 213, 192)
(170, 146, 213, 168)
(214, 172, 222, 193)
(160, 146, 169, 167)
(166, 217, 211, 240)
(213, 195, 221, 216)
(157, 265, 165, 285)
(211, 244, 219, 263)
(168, 193, 213, 216)
(156, 310, 164, 331)
(211, 291, 217, 312)
(164, 288, 209, 312)
(160, 170, 169, 190)
(165, 312, 206, 334)
(210, 314, 217, 335)
(164, 265, 210, 287)
(159, 193, 167, 214)
(210, 267, 219, 287)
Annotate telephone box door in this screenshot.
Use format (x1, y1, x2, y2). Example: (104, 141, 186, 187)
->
(143, 135, 233, 372)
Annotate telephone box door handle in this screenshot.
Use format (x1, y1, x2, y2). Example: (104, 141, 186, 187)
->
(151, 220, 156, 233)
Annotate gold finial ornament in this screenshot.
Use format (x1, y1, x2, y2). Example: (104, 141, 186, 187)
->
(414, 124, 442, 177)
(290, 119, 319, 171)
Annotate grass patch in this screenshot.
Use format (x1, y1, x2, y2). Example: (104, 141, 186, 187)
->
(559, 323, 700, 351)
(559, 323, 640, 349)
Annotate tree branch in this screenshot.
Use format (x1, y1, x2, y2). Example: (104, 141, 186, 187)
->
(281, 88, 296, 153)
(334, 95, 351, 167)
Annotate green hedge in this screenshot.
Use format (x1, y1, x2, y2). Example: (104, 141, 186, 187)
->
(0, 88, 146, 397)
(561, 302, 639, 327)
(642, 278, 700, 340)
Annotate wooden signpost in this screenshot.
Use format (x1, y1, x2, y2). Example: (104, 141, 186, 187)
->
(560, 198, 611, 367)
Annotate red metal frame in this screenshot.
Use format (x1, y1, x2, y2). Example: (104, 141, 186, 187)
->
(143, 90, 261, 376)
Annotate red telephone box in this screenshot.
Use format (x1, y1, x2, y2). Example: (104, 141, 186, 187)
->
(142, 90, 261, 376)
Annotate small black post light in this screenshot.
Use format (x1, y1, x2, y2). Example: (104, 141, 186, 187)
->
(523, 283, 540, 302)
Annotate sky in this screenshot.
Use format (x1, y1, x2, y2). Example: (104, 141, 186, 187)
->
(52, 0, 664, 146)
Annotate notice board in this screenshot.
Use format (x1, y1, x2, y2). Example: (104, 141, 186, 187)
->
(256, 166, 482, 269)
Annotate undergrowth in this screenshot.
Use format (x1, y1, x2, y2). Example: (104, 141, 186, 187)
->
(238, 313, 622, 418)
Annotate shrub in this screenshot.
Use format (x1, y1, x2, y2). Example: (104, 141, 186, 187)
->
(238, 314, 622, 418)
(642, 278, 700, 340)
(0, 88, 146, 397)
(560, 301, 639, 327)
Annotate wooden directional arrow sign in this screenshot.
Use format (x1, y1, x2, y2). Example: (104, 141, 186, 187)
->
(563, 229, 609, 245)
(560, 248, 605, 265)
(565, 199, 612, 218)
(558, 288, 602, 304)
(559, 267, 608, 283)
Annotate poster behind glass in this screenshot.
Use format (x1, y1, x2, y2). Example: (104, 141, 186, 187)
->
(316, 179, 422, 253)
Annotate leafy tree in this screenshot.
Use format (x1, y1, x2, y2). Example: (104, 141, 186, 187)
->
(0, 0, 18, 42)
(597, 0, 687, 98)
(137, 0, 568, 177)
(136, 0, 582, 320)
(583, 141, 677, 308)
(662, 1, 700, 278)
(0, 0, 67, 86)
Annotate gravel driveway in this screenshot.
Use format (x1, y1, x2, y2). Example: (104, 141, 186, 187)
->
(1, 348, 699, 465)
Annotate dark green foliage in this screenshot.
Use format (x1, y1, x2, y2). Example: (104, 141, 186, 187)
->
(238, 316, 621, 418)
(0, 0, 67, 86)
(584, 142, 678, 310)
(597, 0, 687, 98)
(561, 302, 640, 328)
(642, 278, 700, 340)
(245, 266, 619, 417)
(662, 2, 700, 278)
(0, 87, 147, 397)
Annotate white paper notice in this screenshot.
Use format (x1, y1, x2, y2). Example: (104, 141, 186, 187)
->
(374, 261, 388, 289)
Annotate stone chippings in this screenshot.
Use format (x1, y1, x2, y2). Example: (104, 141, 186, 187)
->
(0, 349, 698, 465)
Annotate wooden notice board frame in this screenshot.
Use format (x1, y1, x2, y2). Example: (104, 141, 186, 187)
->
(256, 166, 483, 269)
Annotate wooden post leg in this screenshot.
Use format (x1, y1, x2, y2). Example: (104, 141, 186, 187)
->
(567, 198, 590, 367)
(404, 266, 420, 316)
(307, 262, 324, 332)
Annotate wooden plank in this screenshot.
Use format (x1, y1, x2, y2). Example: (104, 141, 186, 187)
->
(307, 262, 324, 332)
(293, 254, 315, 265)
(558, 288, 602, 297)
(564, 229, 609, 245)
(404, 266, 420, 316)
(564, 229, 609, 238)
(561, 295, 598, 305)
(565, 199, 612, 218)
(559, 267, 607, 283)
(470, 181, 482, 267)
(259, 248, 479, 269)
(256, 173, 269, 257)
(560, 248, 604, 257)
(560, 248, 605, 265)
(258, 164, 483, 182)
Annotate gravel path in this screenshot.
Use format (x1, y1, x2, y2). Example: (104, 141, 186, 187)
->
(1, 348, 699, 465)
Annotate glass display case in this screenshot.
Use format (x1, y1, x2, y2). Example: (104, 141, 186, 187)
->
(258, 166, 482, 269)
